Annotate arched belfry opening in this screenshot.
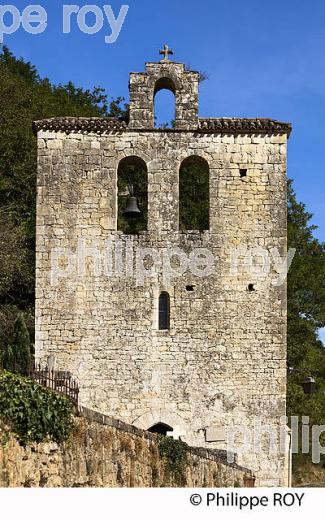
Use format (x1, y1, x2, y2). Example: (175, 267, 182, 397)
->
(117, 156, 148, 234)
(148, 423, 173, 436)
(128, 48, 200, 130)
(154, 77, 176, 129)
(179, 156, 209, 231)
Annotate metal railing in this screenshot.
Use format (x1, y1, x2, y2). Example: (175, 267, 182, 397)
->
(30, 364, 79, 405)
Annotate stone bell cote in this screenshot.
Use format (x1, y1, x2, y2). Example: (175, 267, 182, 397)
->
(128, 47, 200, 130)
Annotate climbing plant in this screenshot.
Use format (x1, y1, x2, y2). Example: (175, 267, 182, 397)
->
(158, 435, 189, 485)
(0, 370, 74, 444)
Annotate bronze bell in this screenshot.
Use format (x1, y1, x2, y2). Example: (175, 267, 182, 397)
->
(124, 195, 141, 218)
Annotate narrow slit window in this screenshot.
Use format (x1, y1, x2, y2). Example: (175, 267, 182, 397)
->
(159, 291, 170, 330)
(240, 169, 247, 179)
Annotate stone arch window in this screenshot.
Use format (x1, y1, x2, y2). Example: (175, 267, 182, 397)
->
(117, 156, 148, 234)
(148, 423, 173, 436)
(179, 156, 209, 231)
(154, 77, 176, 129)
(158, 291, 170, 330)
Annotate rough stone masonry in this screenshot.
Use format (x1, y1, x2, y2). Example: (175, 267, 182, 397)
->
(0, 413, 253, 488)
(34, 50, 292, 486)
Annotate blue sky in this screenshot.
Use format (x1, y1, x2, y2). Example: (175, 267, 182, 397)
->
(4, 0, 325, 241)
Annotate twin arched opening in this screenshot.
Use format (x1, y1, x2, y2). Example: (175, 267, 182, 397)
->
(117, 154, 209, 233)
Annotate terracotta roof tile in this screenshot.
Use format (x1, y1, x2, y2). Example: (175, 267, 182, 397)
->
(198, 118, 291, 136)
(33, 117, 126, 134)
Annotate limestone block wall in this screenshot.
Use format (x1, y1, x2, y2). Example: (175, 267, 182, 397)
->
(0, 414, 252, 487)
(35, 124, 288, 486)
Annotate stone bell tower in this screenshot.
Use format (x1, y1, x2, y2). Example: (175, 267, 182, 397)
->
(34, 47, 291, 486)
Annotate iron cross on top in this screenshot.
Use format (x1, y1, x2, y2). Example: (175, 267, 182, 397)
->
(159, 44, 174, 62)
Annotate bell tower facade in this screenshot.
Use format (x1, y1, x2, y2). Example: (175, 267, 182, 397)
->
(35, 49, 291, 486)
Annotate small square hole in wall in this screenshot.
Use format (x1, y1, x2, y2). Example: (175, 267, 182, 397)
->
(240, 169, 247, 179)
(186, 285, 195, 292)
(248, 283, 255, 292)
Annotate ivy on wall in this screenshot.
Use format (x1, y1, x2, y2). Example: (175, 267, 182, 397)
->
(0, 370, 74, 445)
(158, 435, 189, 485)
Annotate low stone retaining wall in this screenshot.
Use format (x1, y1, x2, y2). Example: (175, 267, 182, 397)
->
(0, 408, 253, 487)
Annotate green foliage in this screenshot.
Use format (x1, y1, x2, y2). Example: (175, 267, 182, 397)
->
(109, 96, 129, 123)
(287, 179, 325, 476)
(12, 313, 31, 375)
(2, 344, 14, 372)
(287, 381, 305, 418)
(0, 370, 74, 444)
(288, 380, 325, 471)
(158, 435, 189, 484)
(0, 214, 34, 308)
(179, 158, 209, 231)
(287, 179, 325, 385)
(287, 381, 325, 427)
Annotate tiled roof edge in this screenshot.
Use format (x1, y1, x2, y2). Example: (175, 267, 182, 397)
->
(33, 116, 291, 137)
(198, 117, 292, 136)
(33, 117, 126, 134)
